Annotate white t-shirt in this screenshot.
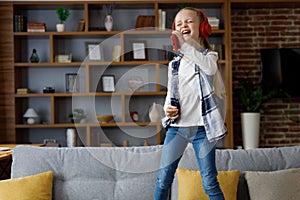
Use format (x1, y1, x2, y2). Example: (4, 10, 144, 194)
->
(164, 42, 218, 127)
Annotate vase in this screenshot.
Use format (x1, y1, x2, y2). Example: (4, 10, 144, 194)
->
(149, 102, 161, 122)
(66, 128, 77, 147)
(241, 112, 260, 150)
(56, 24, 65, 32)
(104, 15, 113, 31)
(30, 49, 39, 63)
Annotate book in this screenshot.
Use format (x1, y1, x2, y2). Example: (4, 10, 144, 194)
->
(158, 9, 162, 29)
(161, 11, 166, 30)
(27, 22, 46, 32)
(158, 10, 166, 30)
(207, 17, 220, 30)
(17, 88, 30, 94)
(55, 54, 72, 63)
(135, 15, 155, 28)
(27, 28, 46, 32)
(14, 15, 27, 32)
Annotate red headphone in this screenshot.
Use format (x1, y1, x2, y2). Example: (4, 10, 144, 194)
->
(172, 8, 212, 39)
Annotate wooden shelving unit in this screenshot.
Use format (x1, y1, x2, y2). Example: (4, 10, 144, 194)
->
(1, 0, 233, 148)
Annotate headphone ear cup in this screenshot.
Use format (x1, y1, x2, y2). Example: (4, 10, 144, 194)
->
(197, 9, 212, 39)
(199, 20, 212, 39)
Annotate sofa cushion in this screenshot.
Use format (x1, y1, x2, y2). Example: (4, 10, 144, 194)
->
(11, 145, 163, 200)
(171, 145, 300, 200)
(0, 170, 53, 200)
(177, 168, 239, 200)
(245, 168, 300, 200)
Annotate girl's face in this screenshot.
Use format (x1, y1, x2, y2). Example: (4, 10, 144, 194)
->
(174, 9, 201, 43)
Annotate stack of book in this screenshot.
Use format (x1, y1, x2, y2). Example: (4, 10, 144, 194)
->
(14, 15, 27, 32)
(55, 54, 72, 63)
(208, 17, 220, 30)
(17, 88, 30, 94)
(158, 9, 166, 30)
(27, 22, 46, 32)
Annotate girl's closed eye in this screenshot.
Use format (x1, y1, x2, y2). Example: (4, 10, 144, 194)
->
(176, 22, 182, 28)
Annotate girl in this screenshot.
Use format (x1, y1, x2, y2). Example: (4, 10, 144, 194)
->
(154, 7, 227, 200)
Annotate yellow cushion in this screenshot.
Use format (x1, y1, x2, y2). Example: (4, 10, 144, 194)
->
(177, 168, 240, 200)
(0, 171, 53, 200)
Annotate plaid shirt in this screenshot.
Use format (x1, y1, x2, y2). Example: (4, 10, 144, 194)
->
(162, 52, 227, 142)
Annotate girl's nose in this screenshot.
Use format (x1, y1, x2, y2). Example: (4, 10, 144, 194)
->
(181, 22, 188, 28)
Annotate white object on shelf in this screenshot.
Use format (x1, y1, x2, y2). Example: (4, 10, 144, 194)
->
(149, 102, 161, 122)
(23, 108, 38, 124)
(66, 128, 77, 147)
(56, 24, 65, 32)
(112, 45, 121, 62)
(207, 17, 220, 29)
(158, 9, 166, 30)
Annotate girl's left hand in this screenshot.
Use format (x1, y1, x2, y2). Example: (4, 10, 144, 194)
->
(170, 31, 185, 50)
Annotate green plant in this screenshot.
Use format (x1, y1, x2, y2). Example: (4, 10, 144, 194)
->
(56, 8, 70, 24)
(103, 4, 115, 15)
(68, 108, 86, 123)
(235, 74, 276, 112)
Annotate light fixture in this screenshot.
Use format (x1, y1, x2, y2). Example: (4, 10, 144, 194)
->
(23, 108, 38, 124)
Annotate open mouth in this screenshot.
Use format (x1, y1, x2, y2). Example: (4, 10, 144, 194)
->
(182, 30, 191, 35)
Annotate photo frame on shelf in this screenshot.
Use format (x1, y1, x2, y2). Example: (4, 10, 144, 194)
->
(101, 75, 115, 92)
(130, 41, 148, 61)
(86, 42, 103, 61)
(65, 73, 79, 93)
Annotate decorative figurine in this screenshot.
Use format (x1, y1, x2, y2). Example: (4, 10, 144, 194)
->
(30, 49, 39, 63)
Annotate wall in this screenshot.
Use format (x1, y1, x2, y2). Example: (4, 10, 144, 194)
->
(231, 6, 300, 147)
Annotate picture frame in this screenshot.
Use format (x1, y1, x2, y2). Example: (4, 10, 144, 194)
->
(66, 73, 79, 93)
(130, 41, 148, 61)
(101, 75, 115, 92)
(86, 42, 103, 61)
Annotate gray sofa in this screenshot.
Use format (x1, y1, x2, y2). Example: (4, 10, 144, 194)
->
(11, 145, 300, 200)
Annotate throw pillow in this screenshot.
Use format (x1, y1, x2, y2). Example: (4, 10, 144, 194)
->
(177, 168, 240, 200)
(245, 168, 300, 200)
(0, 170, 53, 200)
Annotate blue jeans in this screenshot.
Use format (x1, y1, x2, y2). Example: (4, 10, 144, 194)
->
(154, 126, 224, 200)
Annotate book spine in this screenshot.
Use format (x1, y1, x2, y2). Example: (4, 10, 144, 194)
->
(158, 9, 162, 29)
(15, 15, 26, 32)
(161, 11, 166, 30)
(27, 29, 46, 32)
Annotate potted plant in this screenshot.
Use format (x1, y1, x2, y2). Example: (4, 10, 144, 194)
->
(56, 7, 70, 32)
(69, 108, 86, 123)
(236, 73, 275, 149)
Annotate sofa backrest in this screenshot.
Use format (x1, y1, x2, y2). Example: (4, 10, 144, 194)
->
(12, 145, 300, 200)
(11, 145, 163, 200)
(171, 145, 300, 200)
